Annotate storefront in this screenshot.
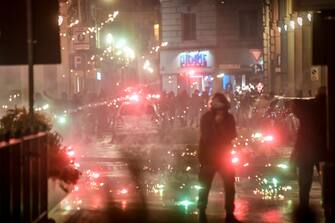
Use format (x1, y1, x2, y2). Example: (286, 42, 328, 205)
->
(160, 49, 215, 95)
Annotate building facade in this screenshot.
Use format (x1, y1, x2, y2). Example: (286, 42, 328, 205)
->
(0, 0, 70, 109)
(267, 0, 326, 96)
(160, 0, 264, 95)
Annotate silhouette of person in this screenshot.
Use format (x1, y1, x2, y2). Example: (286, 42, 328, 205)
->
(290, 87, 327, 211)
(198, 93, 240, 223)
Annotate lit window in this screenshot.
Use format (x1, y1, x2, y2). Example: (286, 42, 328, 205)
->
(154, 24, 160, 42)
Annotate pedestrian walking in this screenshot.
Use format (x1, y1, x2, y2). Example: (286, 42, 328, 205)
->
(197, 93, 240, 223)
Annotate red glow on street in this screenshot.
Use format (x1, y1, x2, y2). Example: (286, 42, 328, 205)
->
(232, 157, 239, 164)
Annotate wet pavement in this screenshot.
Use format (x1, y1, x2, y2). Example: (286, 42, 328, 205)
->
(49, 132, 324, 223)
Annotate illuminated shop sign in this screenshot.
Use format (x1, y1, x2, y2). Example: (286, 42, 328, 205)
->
(179, 51, 209, 68)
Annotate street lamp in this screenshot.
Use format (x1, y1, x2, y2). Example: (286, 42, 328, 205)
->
(105, 33, 114, 45)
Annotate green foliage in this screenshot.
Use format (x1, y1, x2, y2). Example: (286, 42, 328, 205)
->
(0, 107, 80, 187)
(0, 107, 52, 138)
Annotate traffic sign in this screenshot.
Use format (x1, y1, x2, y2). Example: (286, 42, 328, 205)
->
(72, 26, 90, 50)
(70, 54, 87, 70)
(249, 49, 262, 62)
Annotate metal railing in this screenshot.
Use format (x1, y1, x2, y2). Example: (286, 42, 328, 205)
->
(0, 133, 48, 223)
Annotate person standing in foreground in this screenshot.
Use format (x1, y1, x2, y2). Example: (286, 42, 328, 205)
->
(290, 87, 327, 212)
(198, 93, 240, 223)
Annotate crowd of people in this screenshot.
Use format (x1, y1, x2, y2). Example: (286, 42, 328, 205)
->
(1, 85, 329, 222)
(30, 87, 308, 147)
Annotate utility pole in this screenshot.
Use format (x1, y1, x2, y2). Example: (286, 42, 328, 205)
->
(26, 0, 34, 116)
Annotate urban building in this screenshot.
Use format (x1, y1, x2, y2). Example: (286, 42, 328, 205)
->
(160, 0, 264, 95)
(0, 0, 70, 108)
(70, 0, 161, 96)
(0, 0, 161, 110)
(267, 0, 326, 96)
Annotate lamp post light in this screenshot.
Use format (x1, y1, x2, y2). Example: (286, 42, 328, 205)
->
(105, 33, 114, 45)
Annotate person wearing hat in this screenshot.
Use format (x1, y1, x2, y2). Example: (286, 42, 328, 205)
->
(198, 93, 240, 223)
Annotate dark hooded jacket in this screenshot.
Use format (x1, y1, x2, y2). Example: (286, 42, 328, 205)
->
(199, 109, 237, 165)
(292, 94, 327, 166)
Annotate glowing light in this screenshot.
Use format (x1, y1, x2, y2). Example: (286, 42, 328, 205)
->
(67, 150, 75, 157)
(253, 132, 263, 138)
(232, 157, 239, 164)
(69, 19, 79, 27)
(278, 27, 281, 33)
(129, 94, 139, 102)
(58, 16, 64, 26)
(74, 162, 80, 168)
(120, 188, 128, 194)
(105, 33, 114, 45)
(188, 70, 195, 76)
(272, 178, 279, 186)
(123, 46, 135, 59)
(113, 11, 119, 17)
(143, 60, 150, 69)
(177, 200, 194, 209)
(161, 42, 168, 47)
(116, 38, 126, 49)
(96, 71, 102, 80)
(217, 73, 225, 78)
(297, 17, 303, 26)
(289, 20, 295, 29)
(263, 135, 274, 142)
(277, 163, 288, 170)
(284, 24, 288, 31)
(64, 204, 72, 211)
(193, 185, 203, 190)
(58, 116, 67, 125)
(42, 104, 49, 110)
(121, 200, 127, 210)
(307, 13, 312, 22)
(92, 173, 100, 178)
(243, 163, 249, 167)
(231, 150, 237, 155)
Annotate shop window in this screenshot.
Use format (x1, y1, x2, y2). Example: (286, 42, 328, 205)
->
(239, 10, 259, 39)
(182, 13, 196, 40)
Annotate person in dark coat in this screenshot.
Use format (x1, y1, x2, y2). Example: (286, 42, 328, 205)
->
(189, 89, 203, 127)
(290, 86, 327, 210)
(198, 93, 239, 223)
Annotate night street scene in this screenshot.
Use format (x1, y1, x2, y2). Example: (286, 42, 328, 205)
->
(1, 0, 335, 223)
